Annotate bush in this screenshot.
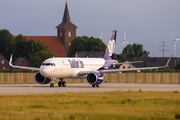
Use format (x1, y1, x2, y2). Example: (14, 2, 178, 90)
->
(175, 91, 178, 93)
(175, 114, 180, 119)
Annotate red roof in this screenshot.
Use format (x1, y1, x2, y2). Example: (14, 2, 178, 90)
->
(14, 36, 67, 57)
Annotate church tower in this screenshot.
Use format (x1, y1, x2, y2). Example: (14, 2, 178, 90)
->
(56, 2, 77, 52)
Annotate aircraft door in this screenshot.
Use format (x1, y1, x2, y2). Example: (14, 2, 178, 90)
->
(58, 60, 64, 77)
(59, 62, 63, 71)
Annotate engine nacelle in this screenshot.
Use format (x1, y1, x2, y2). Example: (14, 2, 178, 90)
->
(86, 72, 103, 85)
(35, 72, 51, 84)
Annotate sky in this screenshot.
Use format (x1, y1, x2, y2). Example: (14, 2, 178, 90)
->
(0, 0, 180, 57)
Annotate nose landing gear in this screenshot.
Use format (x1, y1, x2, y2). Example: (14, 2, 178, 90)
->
(50, 78, 56, 87)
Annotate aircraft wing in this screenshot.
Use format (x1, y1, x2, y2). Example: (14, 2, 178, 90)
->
(99, 66, 164, 74)
(9, 55, 40, 71)
(79, 56, 171, 75)
(79, 66, 164, 75)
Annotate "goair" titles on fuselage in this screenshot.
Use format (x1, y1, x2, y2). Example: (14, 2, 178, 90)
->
(68, 59, 84, 68)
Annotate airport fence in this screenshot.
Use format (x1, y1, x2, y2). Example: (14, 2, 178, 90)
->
(0, 72, 180, 84)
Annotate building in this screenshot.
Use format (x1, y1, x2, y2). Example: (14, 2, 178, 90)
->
(14, 2, 77, 57)
(22, 36, 66, 57)
(12, 58, 28, 70)
(0, 54, 28, 70)
(132, 57, 179, 69)
(119, 62, 136, 69)
(0, 54, 10, 70)
(56, 3, 77, 52)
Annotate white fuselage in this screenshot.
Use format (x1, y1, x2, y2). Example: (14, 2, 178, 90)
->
(40, 57, 105, 78)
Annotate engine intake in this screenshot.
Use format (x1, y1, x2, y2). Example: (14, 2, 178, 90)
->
(35, 72, 51, 84)
(86, 72, 103, 85)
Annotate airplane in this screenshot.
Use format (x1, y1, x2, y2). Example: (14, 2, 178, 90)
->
(9, 30, 171, 88)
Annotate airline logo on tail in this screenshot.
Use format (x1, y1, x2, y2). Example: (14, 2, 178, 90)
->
(106, 30, 117, 59)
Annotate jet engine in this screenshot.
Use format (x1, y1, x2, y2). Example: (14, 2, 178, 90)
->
(86, 72, 103, 85)
(35, 72, 51, 84)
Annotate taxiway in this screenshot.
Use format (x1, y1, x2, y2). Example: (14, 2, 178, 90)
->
(0, 83, 180, 95)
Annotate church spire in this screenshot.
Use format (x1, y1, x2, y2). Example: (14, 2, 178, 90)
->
(56, 2, 77, 28)
(56, 2, 77, 52)
(62, 2, 71, 23)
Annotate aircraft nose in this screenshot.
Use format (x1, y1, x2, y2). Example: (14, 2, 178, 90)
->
(40, 67, 49, 77)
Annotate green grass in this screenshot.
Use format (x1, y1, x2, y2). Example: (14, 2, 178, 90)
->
(0, 91, 180, 120)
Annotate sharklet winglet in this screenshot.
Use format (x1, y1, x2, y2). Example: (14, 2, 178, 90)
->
(9, 54, 13, 66)
(165, 56, 172, 67)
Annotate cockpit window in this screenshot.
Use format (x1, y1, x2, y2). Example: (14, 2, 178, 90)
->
(46, 63, 50, 66)
(41, 63, 56, 66)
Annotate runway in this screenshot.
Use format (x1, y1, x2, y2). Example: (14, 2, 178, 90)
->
(0, 83, 180, 95)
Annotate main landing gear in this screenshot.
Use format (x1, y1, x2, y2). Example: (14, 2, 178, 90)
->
(58, 78, 66, 87)
(92, 84, 100, 87)
(50, 78, 66, 88)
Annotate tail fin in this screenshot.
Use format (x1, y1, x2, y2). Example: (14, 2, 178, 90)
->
(103, 30, 117, 59)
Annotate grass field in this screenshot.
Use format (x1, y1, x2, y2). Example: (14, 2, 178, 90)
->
(0, 91, 180, 120)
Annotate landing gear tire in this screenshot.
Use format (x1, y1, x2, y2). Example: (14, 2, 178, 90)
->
(62, 81, 66, 87)
(58, 81, 62, 87)
(96, 85, 100, 87)
(92, 84, 100, 87)
(50, 83, 55, 87)
(50, 78, 56, 87)
(58, 78, 66, 87)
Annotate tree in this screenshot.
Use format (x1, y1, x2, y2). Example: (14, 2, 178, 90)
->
(120, 43, 149, 60)
(67, 36, 106, 57)
(14, 34, 28, 58)
(28, 50, 57, 67)
(0, 29, 15, 60)
(14, 35, 49, 60)
(0, 29, 57, 67)
(23, 39, 48, 60)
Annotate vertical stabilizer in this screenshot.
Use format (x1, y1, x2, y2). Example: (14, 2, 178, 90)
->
(103, 30, 117, 59)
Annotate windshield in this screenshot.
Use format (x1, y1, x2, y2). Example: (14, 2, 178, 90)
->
(41, 63, 56, 66)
